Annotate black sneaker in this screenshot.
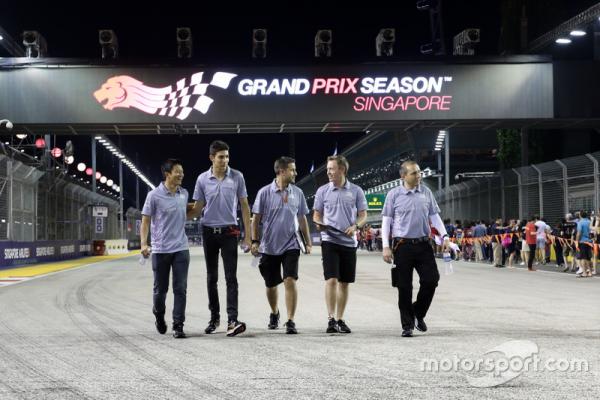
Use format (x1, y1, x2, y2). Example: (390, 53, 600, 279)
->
(172, 322, 186, 339)
(326, 318, 339, 333)
(284, 320, 297, 334)
(337, 319, 351, 334)
(268, 311, 280, 330)
(401, 329, 413, 337)
(155, 314, 167, 335)
(415, 316, 428, 332)
(204, 319, 220, 334)
(226, 320, 246, 337)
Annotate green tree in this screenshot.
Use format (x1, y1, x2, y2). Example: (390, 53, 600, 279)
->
(496, 128, 521, 169)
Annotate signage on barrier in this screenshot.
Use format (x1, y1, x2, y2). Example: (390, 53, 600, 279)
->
(95, 217, 104, 233)
(93, 206, 108, 217)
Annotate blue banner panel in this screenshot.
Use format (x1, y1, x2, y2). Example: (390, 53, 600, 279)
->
(0, 240, 92, 269)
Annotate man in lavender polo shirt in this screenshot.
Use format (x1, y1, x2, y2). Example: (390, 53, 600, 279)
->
(313, 155, 367, 334)
(381, 160, 449, 338)
(250, 157, 312, 334)
(140, 159, 190, 339)
(189, 140, 251, 337)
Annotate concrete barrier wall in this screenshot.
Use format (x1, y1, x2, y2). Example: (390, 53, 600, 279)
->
(105, 239, 129, 255)
(0, 240, 92, 269)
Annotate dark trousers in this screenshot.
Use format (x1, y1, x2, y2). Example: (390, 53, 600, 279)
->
(203, 229, 239, 322)
(152, 250, 190, 323)
(527, 243, 537, 270)
(555, 241, 564, 265)
(393, 242, 440, 330)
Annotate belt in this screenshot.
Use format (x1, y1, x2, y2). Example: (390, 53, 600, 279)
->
(392, 236, 430, 247)
(203, 225, 234, 234)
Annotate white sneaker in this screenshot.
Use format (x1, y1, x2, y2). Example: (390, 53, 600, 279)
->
(576, 267, 583, 275)
(519, 262, 525, 266)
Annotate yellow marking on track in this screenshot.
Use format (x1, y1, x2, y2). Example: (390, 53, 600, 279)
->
(0, 252, 137, 278)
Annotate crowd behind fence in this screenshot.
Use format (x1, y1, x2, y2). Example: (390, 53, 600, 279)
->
(434, 152, 600, 226)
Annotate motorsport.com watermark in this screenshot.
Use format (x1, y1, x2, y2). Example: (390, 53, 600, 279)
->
(420, 340, 590, 387)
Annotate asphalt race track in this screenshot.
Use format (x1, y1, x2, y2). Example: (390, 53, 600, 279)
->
(0, 247, 598, 399)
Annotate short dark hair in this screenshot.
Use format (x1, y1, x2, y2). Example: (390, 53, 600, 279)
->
(327, 155, 349, 174)
(161, 158, 182, 178)
(209, 140, 229, 156)
(581, 211, 588, 218)
(274, 156, 295, 174)
(399, 160, 418, 177)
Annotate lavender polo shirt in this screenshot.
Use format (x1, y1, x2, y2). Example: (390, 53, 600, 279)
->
(252, 181, 309, 255)
(313, 180, 367, 248)
(193, 166, 248, 227)
(381, 183, 440, 238)
(141, 182, 189, 254)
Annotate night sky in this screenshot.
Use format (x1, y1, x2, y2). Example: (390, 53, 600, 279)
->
(2, 1, 598, 208)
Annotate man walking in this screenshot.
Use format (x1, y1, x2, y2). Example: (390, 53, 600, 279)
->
(313, 155, 367, 334)
(140, 159, 191, 338)
(382, 161, 449, 337)
(189, 141, 251, 337)
(250, 157, 312, 334)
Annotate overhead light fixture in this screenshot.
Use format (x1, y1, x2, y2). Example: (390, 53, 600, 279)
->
(99, 29, 118, 59)
(453, 28, 480, 55)
(65, 155, 74, 165)
(22, 30, 47, 58)
(376, 28, 395, 57)
(555, 38, 572, 44)
(107, 179, 114, 187)
(569, 30, 586, 36)
(100, 176, 107, 184)
(315, 29, 332, 58)
(416, 0, 438, 11)
(176, 27, 192, 58)
(35, 137, 46, 149)
(51, 147, 62, 158)
(252, 28, 267, 58)
(77, 162, 86, 172)
(16, 133, 27, 139)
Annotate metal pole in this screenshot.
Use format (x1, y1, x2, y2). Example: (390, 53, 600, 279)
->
(556, 160, 569, 216)
(532, 165, 543, 218)
(92, 138, 97, 195)
(585, 154, 599, 212)
(119, 159, 124, 239)
(488, 179, 492, 221)
(136, 152, 140, 210)
(445, 131, 450, 188)
(513, 168, 523, 220)
(500, 174, 506, 221)
(437, 150, 442, 190)
(7, 159, 13, 240)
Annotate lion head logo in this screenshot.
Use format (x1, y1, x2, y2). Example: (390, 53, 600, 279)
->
(93, 72, 237, 119)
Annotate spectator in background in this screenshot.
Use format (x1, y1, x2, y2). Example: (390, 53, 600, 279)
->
(505, 219, 519, 268)
(525, 216, 538, 271)
(473, 220, 486, 262)
(562, 213, 578, 272)
(491, 218, 505, 268)
(576, 211, 593, 277)
(534, 217, 548, 265)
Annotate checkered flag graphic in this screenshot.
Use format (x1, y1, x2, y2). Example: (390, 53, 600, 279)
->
(158, 72, 237, 120)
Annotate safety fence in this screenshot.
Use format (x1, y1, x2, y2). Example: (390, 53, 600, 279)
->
(434, 152, 600, 226)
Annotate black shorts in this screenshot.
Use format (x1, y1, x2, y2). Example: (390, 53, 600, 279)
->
(321, 241, 357, 283)
(578, 243, 592, 261)
(258, 250, 300, 288)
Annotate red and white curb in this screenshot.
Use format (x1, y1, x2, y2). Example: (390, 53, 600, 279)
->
(0, 277, 31, 287)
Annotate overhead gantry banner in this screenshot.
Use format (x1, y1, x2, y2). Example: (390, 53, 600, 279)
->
(0, 63, 553, 124)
